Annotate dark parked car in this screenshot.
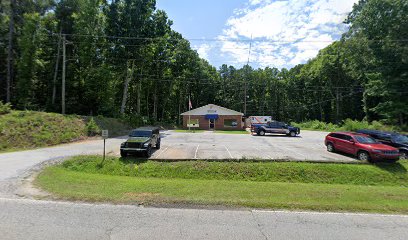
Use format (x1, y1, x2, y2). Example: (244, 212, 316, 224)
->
(120, 127, 161, 157)
(356, 129, 408, 160)
(324, 132, 400, 162)
(251, 121, 300, 137)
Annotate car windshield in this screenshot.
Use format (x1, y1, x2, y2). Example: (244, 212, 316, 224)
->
(392, 135, 408, 144)
(354, 135, 378, 144)
(129, 130, 151, 137)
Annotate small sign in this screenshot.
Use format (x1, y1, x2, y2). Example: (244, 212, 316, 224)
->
(102, 130, 109, 139)
(187, 123, 199, 128)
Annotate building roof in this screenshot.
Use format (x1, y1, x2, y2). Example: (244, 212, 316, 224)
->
(180, 104, 244, 116)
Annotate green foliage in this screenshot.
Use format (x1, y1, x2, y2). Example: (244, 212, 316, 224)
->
(1, 0, 406, 129)
(85, 117, 100, 136)
(292, 119, 400, 132)
(0, 101, 12, 114)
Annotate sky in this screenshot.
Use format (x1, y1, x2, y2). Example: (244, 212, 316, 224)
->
(156, 0, 359, 69)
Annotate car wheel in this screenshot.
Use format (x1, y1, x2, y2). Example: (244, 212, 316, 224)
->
(327, 143, 335, 152)
(357, 151, 370, 161)
(120, 150, 127, 158)
(400, 151, 407, 160)
(156, 140, 161, 149)
(145, 146, 152, 158)
(289, 131, 296, 137)
(258, 130, 265, 136)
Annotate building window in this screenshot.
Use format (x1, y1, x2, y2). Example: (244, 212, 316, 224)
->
(224, 119, 237, 127)
(188, 119, 199, 125)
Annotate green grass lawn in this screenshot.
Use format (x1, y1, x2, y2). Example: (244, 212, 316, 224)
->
(213, 130, 249, 134)
(35, 156, 408, 213)
(174, 129, 206, 133)
(36, 166, 408, 213)
(174, 129, 248, 134)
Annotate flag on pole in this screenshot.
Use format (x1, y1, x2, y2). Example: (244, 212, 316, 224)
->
(188, 97, 192, 110)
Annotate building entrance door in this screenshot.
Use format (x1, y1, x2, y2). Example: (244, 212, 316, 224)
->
(209, 119, 215, 129)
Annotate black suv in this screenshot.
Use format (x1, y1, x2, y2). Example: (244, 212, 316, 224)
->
(120, 127, 161, 157)
(356, 129, 408, 160)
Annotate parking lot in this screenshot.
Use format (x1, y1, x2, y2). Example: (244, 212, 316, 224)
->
(131, 130, 357, 162)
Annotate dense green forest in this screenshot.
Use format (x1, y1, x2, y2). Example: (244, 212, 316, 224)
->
(0, 0, 407, 127)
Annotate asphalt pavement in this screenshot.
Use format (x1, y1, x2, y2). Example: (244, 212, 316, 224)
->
(147, 130, 356, 162)
(1, 198, 407, 240)
(1, 131, 403, 240)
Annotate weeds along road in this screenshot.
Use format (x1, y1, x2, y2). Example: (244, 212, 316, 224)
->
(0, 131, 406, 240)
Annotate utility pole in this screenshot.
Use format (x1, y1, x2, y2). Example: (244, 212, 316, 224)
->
(120, 60, 134, 115)
(62, 34, 66, 114)
(52, 31, 62, 106)
(244, 34, 253, 116)
(6, 0, 16, 103)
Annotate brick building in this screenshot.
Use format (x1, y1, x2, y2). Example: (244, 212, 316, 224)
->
(181, 104, 244, 130)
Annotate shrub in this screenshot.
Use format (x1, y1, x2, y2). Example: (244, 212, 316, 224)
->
(0, 101, 12, 115)
(85, 117, 100, 136)
(293, 119, 398, 132)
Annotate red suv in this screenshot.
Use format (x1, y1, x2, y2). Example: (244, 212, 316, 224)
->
(325, 132, 400, 162)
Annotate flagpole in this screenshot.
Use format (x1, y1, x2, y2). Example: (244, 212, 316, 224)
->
(188, 96, 191, 132)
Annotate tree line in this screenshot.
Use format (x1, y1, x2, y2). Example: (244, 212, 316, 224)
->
(0, 0, 407, 127)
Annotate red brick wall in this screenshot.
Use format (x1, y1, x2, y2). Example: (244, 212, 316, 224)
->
(183, 115, 243, 130)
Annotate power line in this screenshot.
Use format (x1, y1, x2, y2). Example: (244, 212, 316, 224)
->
(48, 32, 408, 43)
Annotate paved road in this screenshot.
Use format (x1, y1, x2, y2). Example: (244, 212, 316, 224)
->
(1, 198, 407, 240)
(0, 137, 126, 181)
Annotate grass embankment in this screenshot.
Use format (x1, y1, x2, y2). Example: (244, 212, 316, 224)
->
(292, 119, 406, 132)
(36, 156, 408, 213)
(0, 111, 131, 152)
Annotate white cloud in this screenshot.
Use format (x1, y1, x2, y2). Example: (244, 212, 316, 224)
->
(195, 43, 212, 59)
(216, 0, 359, 68)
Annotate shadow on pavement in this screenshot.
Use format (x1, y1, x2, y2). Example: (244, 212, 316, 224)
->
(250, 134, 303, 138)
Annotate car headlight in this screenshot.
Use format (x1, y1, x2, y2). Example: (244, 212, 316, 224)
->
(121, 142, 125, 147)
(372, 149, 382, 153)
(143, 142, 149, 147)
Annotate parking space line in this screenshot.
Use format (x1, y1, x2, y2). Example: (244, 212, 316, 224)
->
(224, 145, 233, 159)
(154, 146, 170, 159)
(194, 145, 199, 159)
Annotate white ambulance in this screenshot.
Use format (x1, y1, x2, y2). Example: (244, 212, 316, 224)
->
(249, 116, 273, 125)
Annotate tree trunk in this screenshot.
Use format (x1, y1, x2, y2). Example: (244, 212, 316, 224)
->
(52, 31, 62, 106)
(6, 0, 16, 103)
(335, 88, 340, 124)
(120, 60, 134, 115)
(61, 35, 66, 114)
(178, 100, 181, 125)
(136, 80, 141, 115)
(153, 83, 157, 122)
